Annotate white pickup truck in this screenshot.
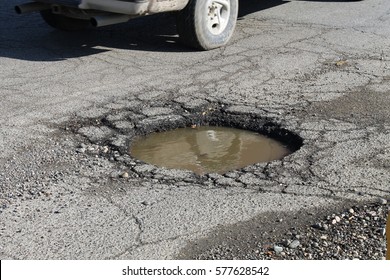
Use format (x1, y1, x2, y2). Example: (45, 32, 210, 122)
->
(15, 0, 238, 50)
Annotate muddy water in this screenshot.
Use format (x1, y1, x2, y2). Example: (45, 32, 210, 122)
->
(130, 126, 291, 175)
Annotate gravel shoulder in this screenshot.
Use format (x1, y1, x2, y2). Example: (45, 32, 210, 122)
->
(178, 200, 389, 260)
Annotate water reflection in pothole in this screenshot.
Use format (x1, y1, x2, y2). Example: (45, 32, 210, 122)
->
(130, 126, 292, 175)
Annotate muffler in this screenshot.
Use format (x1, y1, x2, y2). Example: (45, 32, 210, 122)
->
(90, 14, 132, 28)
(15, 2, 50, 14)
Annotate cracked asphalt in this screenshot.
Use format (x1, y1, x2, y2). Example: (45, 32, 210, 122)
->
(1, 0, 389, 259)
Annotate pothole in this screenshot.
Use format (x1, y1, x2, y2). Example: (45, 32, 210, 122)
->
(62, 103, 303, 177)
(130, 125, 297, 175)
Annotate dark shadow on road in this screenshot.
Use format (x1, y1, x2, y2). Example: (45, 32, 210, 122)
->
(0, 11, 190, 61)
(239, 0, 288, 18)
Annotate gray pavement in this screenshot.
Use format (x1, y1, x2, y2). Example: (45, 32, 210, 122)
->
(0, 0, 389, 259)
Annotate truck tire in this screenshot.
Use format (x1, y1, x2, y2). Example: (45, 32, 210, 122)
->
(177, 0, 238, 50)
(40, 10, 91, 31)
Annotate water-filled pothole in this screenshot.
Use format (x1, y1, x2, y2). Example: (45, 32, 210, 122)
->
(130, 126, 293, 175)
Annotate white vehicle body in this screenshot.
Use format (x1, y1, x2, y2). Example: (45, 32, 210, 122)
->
(77, 0, 189, 15)
(16, 0, 190, 15)
(15, 0, 239, 50)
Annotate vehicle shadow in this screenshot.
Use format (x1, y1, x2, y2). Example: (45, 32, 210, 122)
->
(0, 12, 190, 61)
(1, 0, 361, 61)
(239, 0, 287, 18)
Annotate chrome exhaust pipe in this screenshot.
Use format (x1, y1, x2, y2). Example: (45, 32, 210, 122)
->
(91, 14, 131, 28)
(15, 2, 50, 14)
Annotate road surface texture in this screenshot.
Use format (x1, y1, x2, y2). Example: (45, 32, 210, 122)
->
(1, 0, 389, 259)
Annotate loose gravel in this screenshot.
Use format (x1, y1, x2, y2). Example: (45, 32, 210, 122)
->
(265, 202, 388, 260)
(184, 200, 389, 260)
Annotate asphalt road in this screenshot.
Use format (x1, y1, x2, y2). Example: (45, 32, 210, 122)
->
(0, 0, 389, 259)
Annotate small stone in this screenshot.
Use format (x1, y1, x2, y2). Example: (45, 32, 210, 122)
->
(102, 146, 109, 153)
(357, 235, 367, 240)
(377, 198, 387, 205)
(312, 223, 322, 229)
(349, 208, 355, 214)
(320, 235, 328, 240)
(289, 240, 300, 249)
(87, 146, 95, 151)
(335, 216, 341, 222)
(368, 211, 377, 216)
(120, 172, 129, 178)
(75, 147, 86, 153)
(335, 60, 348, 67)
(331, 219, 337, 225)
(322, 224, 329, 231)
(312, 223, 328, 231)
(273, 245, 283, 254)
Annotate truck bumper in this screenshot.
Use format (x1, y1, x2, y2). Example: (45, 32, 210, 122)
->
(16, 0, 190, 27)
(78, 0, 188, 15)
(78, 0, 148, 15)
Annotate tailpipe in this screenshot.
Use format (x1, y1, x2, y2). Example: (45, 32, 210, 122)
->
(15, 2, 50, 14)
(91, 14, 131, 28)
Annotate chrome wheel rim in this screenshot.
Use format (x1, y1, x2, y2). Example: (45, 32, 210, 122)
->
(206, 0, 231, 35)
